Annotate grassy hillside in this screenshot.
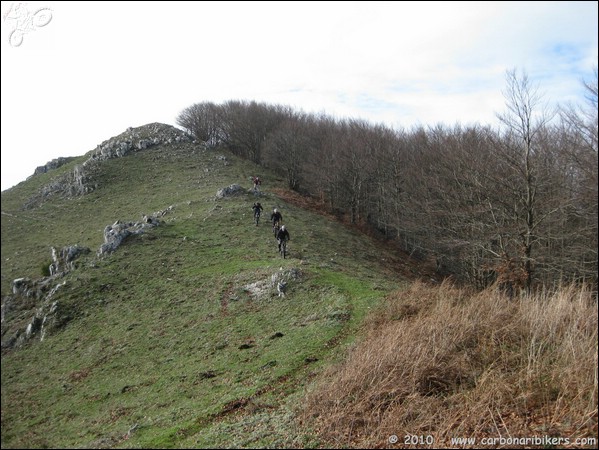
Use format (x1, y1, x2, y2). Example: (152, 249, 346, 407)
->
(1, 131, 404, 448)
(4, 125, 596, 449)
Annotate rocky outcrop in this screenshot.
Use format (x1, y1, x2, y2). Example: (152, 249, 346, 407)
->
(2, 282, 66, 349)
(243, 267, 302, 300)
(50, 245, 90, 276)
(98, 207, 171, 256)
(9, 243, 90, 301)
(98, 218, 157, 255)
(91, 123, 192, 161)
(216, 184, 246, 198)
(2, 206, 171, 350)
(1, 243, 90, 350)
(31, 156, 76, 176)
(26, 123, 193, 207)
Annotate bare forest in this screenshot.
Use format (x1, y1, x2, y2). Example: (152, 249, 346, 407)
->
(177, 69, 598, 293)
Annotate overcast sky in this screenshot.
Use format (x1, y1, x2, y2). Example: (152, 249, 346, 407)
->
(1, 1, 597, 191)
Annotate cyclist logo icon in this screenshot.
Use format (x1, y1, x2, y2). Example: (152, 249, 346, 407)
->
(3, 3, 53, 47)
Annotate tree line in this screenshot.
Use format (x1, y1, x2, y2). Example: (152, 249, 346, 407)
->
(177, 69, 598, 293)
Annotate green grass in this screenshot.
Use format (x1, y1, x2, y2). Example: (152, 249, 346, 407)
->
(1, 135, 403, 448)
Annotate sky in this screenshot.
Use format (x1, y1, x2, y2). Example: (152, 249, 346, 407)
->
(1, 1, 597, 191)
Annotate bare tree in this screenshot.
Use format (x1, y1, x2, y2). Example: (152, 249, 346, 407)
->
(263, 113, 313, 191)
(176, 102, 221, 147)
(217, 100, 290, 163)
(555, 68, 598, 286)
(494, 68, 555, 292)
(302, 115, 343, 208)
(363, 124, 405, 236)
(560, 66, 598, 153)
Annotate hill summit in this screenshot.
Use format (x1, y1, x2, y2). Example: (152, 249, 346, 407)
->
(25, 123, 193, 208)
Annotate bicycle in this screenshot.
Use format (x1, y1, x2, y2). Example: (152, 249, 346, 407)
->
(272, 222, 281, 237)
(251, 202, 263, 226)
(279, 238, 288, 259)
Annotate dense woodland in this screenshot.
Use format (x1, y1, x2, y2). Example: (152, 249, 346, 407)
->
(177, 69, 598, 292)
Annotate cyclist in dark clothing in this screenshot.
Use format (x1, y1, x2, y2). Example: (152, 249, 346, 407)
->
(252, 202, 263, 225)
(270, 208, 283, 227)
(276, 225, 290, 253)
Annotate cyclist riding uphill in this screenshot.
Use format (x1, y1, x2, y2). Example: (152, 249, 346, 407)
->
(252, 202, 263, 226)
(270, 208, 283, 227)
(276, 225, 290, 252)
(252, 202, 263, 216)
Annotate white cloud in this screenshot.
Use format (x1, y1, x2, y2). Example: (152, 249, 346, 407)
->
(2, 0, 597, 190)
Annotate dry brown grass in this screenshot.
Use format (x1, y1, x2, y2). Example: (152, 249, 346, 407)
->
(302, 281, 598, 448)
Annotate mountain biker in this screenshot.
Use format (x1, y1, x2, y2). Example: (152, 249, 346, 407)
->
(276, 225, 290, 253)
(252, 202, 263, 216)
(252, 176, 262, 192)
(252, 202, 263, 225)
(271, 208, 283, 228)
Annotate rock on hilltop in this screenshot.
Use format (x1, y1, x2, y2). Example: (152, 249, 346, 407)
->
(26, 123, 193, 207)
(91, 122, 192, 161)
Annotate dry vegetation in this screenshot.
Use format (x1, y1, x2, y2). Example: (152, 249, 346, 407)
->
(302, 281, 598, 448)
